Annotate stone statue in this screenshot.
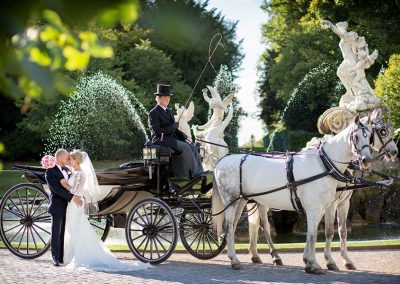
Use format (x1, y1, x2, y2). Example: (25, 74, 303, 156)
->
(174, 101, 195, 142)
(192, 85, 234, 170)
(321, 20, 380, 111)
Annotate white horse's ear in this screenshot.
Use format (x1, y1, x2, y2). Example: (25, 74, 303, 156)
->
(223, 94, 234, 108)
(353, 114, 360, 125)
(202, 88, 211, 103)
(175, 103, 180, 110)
(186, 101, 195, 121)
(207, 85, 222, 101)
(366, 113, 372, 124)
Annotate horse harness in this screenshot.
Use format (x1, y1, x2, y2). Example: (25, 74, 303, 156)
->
(236, 123, 376, 214)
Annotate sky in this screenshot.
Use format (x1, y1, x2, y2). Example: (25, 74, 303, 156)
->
(204, 0, 267, 146)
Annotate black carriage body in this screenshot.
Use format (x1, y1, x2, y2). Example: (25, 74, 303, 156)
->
(2, 146, 225, 263)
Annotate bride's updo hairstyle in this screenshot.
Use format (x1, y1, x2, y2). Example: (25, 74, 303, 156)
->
(70, 149, 85, 164)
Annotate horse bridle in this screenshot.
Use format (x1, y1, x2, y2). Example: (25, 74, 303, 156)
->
(370, 118, 393, 156)
(349, 122, 372, 165)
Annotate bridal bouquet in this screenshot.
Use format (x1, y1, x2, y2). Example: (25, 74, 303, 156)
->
(41, 155, 56, 169)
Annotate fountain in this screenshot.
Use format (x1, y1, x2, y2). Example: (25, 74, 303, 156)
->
(45, 71, 149, 159)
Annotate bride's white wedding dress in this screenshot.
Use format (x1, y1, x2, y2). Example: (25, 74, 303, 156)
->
(64, 170, 151, 272)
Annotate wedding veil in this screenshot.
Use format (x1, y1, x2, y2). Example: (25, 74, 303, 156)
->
(80, 152, 103, 203)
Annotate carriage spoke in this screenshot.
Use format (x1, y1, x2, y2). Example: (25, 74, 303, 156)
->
(208, 232, 220, 247)
(153, 207, 161, 226)
(131, 218, 145, 227)
(4, 207, 24, 219)
(31, 225, 47, 247)
(26, 225, 30, 255)
(157, 222, 173, 232)
(32, 223, 51, 235)
(189, 231, 201, 248)
(157, 234, 172, 244)
(141, 237, 150, 256)
(154, 236, 167, 252)
(17, 226, 27, 252)
(153, 212, 167, 227)
(8, 198, 26, 218)
(26, 188, 29, 218)
(130, 234, 145, 242)
(136, 210, 149, 226)
(4, 223, 23, 234)
(150, 203, 154, 224)
(28, 191, 38, 216)
(183, 229, 199, 239)
(30, 198, 46, 217)
(28, 227, 39, 252)
(150, 238, 153, 260)
(195, 232, 203, 253)
(205, 234, 214, 253)
(32, 214, 51, 223)
(153, 238, 161, 258)
(8, 224, 25, 243)
(32, 210, 50, 220)
(16, 191, 27, 216)
(141, 204, 151, 224)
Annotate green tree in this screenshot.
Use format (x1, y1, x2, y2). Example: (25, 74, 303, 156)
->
(138, 0, 243, 123)
(375, 54, 400, 130)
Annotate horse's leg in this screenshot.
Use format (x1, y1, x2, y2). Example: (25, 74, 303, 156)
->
(259, 206, 283, 266)
(324, 202, 340, 271)
(224, 203, 242, 270)
(304, 209, 325, 274)
(233, 199, 247, 233)
(337, 197, 356, 270)
(247, 203, 262, 263)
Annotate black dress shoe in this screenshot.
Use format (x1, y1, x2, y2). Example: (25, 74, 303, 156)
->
(168, 181, 181, 195)
(59, 260, 64, 264)
(52, 260, 60, 267)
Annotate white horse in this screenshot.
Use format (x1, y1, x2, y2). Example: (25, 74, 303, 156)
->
(212, 116, 373, 274)
(246, 109, 398, 270)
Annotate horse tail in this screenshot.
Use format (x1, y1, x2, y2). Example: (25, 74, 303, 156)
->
(212, 174, 224, 238)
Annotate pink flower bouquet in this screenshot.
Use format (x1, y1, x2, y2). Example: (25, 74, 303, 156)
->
(41, 155, 56, 169)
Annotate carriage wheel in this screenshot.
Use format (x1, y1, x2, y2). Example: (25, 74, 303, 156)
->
(179, 208, 226, 259)
(0, 183, 51, 259)
(89, 215, 112, 242)
(126, 198, 177, 264)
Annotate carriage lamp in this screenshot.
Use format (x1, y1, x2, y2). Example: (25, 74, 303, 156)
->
(143, 147, 158, 161)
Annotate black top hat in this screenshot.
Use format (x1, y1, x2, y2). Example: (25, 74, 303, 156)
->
(154, 84, 173, 96)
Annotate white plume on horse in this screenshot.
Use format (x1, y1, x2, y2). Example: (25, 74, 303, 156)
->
(192, 85, 234, 171)
(174, 101, 195, 142)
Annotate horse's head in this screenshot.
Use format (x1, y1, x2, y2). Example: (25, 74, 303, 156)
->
(202, 86, 233, 112)
(367, 108, 398, 161)
(350, 115, 373, 170)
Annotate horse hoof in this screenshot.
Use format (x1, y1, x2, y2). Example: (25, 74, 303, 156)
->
(345, 263, 357, 270)
(232, 263, 242, 270)
(251, 256, 262, 264)
(273, 259, 283, 266)
(305, 267, 325, 275)
(327, 263, 340, 271)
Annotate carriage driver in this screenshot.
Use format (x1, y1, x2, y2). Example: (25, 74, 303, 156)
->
(148, 84, 204, 179)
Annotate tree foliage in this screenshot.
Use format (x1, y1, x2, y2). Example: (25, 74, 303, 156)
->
(375, 54, 400, 131)
(258, 0, 400, 133)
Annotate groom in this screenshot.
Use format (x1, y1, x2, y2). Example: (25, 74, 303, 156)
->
(45, 149, 82, 266)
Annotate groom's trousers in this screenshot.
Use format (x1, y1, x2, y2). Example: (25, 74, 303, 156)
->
(51, 214, 66, 262)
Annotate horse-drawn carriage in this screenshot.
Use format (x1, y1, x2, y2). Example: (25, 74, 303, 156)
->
(0, 145, 226, 264)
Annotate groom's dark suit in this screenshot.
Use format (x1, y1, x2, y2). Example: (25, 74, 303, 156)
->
(45, 166, 74, 264)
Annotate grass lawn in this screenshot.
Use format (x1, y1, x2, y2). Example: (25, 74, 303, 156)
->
(2, 239, 398, 252)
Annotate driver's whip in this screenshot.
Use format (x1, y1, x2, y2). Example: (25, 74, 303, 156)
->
(177, 33, 222, 123)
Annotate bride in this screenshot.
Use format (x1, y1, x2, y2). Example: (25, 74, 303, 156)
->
(61, 149, 152, 272)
